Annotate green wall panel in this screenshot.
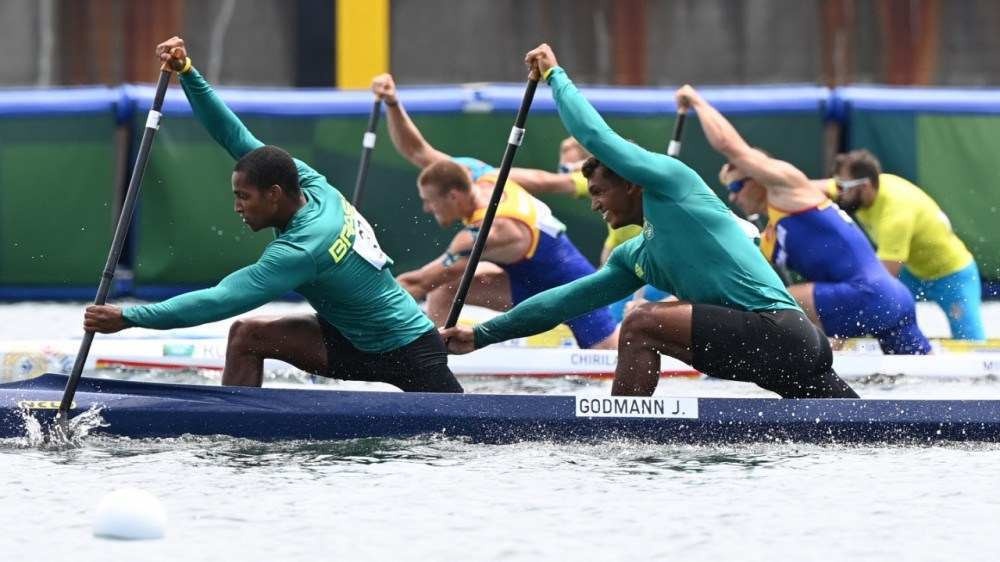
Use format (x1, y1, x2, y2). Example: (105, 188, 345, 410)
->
(132, 117, 317, 284)
(917, 114, 1000, 280)
(0, 116, 116, 285)
(130, 110, 826, 286)
(846, 112, 918, 180)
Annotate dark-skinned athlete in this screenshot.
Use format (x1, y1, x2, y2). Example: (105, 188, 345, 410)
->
(84, 36, 462, 393)
(442, 44, 857, 399)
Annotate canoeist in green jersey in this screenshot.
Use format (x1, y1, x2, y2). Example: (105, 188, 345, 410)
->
(84, 36, 462, 394)
(442, 44, 857, 399)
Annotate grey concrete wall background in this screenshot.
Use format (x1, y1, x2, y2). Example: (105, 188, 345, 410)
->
(645, 0, 820, 86)
(180, 0, 296, 86)
(0, 0, 45, 85)
(1, 0, 999, 87)
(938, 0, 1000, 85)
(390, 0, 608, 84)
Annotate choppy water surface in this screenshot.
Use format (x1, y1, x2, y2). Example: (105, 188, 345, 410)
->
(3, 437, 1000, 561)
(2, 303, 1000, 561)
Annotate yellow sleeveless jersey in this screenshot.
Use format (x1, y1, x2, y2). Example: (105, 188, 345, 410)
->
(466, 174, 566, 259)
(856, 174, 973, 280)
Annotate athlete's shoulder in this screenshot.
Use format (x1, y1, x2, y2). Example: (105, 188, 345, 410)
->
(279, 189, 347, 249)
(604, 235, 646, 281)
(875, 174, 936, 219)
(293, 157, 336, 194)
(451, 156, 495, 181)
(260, 237, 315, 270)
(607, 234, 644, 262)
(570, 171, 589, 198)
(879, 173, 924, 200)
(605, 224, 643, 249)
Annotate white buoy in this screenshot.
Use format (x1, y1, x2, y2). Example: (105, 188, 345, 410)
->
(92, 488, 167, 540)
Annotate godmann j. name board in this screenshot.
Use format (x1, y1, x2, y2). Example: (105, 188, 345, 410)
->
(574, 396, 699, 419)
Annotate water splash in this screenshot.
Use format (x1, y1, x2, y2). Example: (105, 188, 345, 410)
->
(13, 404, 108, 448)
(14, 403, 46, 447)
(55, 404, 109, 443)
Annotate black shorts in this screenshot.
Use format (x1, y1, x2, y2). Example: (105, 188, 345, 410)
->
(318, 317, 463, 393)
(691, 305, 858, 398)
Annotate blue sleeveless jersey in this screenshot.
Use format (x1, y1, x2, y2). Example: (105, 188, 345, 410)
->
(763, 202, 884, 283)
(761, 201, 929, 354)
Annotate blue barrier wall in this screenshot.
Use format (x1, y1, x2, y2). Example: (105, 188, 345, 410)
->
(1, 82, 997, 300)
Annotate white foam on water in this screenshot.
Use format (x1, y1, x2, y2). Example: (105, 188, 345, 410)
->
(10, 404, 108, 448)
(14, 404, 46, 447)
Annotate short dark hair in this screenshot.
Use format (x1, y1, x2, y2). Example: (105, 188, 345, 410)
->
(835, 149, 882, 188)
(418, 160, 472, 195)
(581, 156, 626, 185)
(234, 145, 300, 197)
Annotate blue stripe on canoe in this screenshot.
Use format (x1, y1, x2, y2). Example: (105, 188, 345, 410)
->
(2, 374, 1000, 444)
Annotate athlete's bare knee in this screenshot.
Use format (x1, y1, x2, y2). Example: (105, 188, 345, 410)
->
(227, 318, 270, 353)
(622, 304, 692, 352)
(619, 310, 658, 349)
(620, 302, 667, 336)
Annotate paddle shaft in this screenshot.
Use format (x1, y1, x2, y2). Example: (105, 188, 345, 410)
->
(350, 99, 382, 208)
(667, 109, 687, 157)
(444, 78, 538, 329)
(58, 68, 174, 417)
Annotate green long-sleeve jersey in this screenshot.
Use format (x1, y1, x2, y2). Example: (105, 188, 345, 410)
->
(475, 67, 799, 347)
(123, 68, 433, 352)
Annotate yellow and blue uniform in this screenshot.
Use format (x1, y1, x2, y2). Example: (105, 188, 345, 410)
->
(761, 200, 931, 354)
(453, 157, 617, 348)
(854, 174, 983, 340)
(124, 68, 434, 353)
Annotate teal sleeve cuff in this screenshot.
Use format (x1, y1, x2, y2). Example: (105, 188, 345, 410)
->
(473, 325, 488, 349)
(121, 307, 140, 328)
(545, 66, 566, 84)
(177, 66, 201, 84)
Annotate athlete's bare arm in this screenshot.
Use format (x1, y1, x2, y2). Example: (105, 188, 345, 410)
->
(372, 73, 451, 168)
(676, 85, 824, 210)
(508, 167, 577, 195)
(811, 178, 838, 198)
(396, 218, 532, 300)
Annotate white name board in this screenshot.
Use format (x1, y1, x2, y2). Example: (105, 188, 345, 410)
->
(574, 396, 698, 419)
